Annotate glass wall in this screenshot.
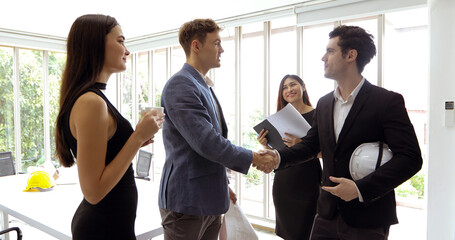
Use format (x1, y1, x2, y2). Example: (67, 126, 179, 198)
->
(239, 22, 266, 217)
(0, 5, 429, 228)
(383, 8, 428, 204)
(268, 17, 298, 220)
(0, 47, 65, 171)
(121, 55, 133, 123)
(137, 51, 150, 120)
(151, 48, 168, 179)
(270, 17, 297, 110)
(0, 46, 15, 161)
(213, 26, 238, 194)
(301, 24, 337, 103)
(214, 27, 236, 141)
(170, 46, 185, 75)
(48, 51, 66, 165)
(19, 49, 44, 171)
(342, 17, 379, 85)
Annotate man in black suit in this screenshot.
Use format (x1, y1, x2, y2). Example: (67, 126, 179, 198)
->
(268, 25, 422, 239)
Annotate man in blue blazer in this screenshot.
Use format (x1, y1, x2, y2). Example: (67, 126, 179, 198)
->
(269, 26, 422, 239)
(158, 19, 276, 240)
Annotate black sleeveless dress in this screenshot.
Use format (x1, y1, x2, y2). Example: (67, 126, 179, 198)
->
(273, 110, 322, 240)
(63, 83, 138, 240)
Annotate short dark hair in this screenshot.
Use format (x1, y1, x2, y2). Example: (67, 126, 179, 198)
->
(329, 25, 376, 73)
(276, 74, 312, 111)
(179, 19, 221, 57)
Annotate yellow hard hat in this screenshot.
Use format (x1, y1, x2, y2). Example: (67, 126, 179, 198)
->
(24, 171, 56, 192)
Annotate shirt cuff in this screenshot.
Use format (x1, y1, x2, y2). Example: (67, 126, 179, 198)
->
(274, 150, 281, 170)
(354, 182, 364, 202)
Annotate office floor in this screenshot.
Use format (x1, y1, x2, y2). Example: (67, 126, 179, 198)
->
(6, 205, 425, 240)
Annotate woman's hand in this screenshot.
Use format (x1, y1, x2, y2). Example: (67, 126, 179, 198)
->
(141, 138, 154, 147)
(257, 129, 271, 149)
(283, 133, 302, 147)
(135, 109, 165, 144)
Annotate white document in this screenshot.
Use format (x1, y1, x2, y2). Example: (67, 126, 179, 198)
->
(267, 103, 311, 139)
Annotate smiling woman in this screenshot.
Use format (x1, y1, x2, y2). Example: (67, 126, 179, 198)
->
(257, 74, 321, 240)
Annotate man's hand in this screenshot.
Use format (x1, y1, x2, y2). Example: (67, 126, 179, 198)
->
(321, 176, 359, 202)
(228, 187, 237, 204)
(252, 150, 278, 173)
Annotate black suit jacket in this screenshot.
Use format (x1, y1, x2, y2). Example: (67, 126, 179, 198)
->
(278, 80, 422, 228)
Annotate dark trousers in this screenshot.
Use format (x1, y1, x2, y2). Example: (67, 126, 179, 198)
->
(159, 208, 221, 240)
(310, 214, 390, 240)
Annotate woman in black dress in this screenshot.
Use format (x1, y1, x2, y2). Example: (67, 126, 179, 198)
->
(55, 14, 164, 239)
(257, 75, 321, 240)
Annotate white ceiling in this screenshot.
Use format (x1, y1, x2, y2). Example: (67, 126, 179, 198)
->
(1, 0, 306, 39)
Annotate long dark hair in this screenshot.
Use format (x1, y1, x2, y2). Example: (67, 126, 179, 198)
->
(55, 14, 118, 167)
(276, 74, 312, 112)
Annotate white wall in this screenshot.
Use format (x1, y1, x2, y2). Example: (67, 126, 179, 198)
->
(427, 0, 455, 239)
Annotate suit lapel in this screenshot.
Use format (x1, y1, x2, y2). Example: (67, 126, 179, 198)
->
(325, 95, 337, 150)
(210, 87, 228, 138)
(183, 64, 224, 135)
(335, 80, 372, 148)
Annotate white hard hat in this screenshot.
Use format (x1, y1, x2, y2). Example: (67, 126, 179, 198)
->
(349, 142, 393, 181)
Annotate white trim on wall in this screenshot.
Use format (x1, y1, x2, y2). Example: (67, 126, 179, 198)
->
(0, 28, 65, 52)
(296, 0, 427, 26)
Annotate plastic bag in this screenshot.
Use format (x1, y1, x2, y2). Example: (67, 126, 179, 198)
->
(219, 200, 258, 240)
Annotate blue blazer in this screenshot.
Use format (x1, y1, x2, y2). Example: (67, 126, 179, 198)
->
(278, 80, 422, 228)
(158, 63, 252, 216)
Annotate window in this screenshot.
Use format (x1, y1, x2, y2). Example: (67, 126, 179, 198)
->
(151, 48, 168, 178)
(136, 51, 152, 151)
(121, 55, 133, 122)
(19, 49, 44, 171)
(104, 74, 118, 106)
(48, 51, 66, 166)
(239, 22, 265, 217)
(137, 52, 150, 113)
(384, 7, 428, 204)
(301, 24, 336, 103)
(214, 27, 236, 141)
(0, 46, 15, 158)
(342, 16, 379, 85)
(171, 46, 185, 76)
(213, 26, 238, 201)
(270, 17, 297, 111)
(268, 16, 298, 220)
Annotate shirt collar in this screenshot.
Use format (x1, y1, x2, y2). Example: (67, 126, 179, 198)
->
(333, 77, 365, 103)
(195, 69, 214, 87)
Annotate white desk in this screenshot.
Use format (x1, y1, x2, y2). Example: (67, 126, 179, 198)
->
(0, 174, 163, 240)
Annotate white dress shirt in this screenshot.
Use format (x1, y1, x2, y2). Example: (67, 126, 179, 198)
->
(275, 78, 367, 201)
(333, 78, 365, 201)
(197, 71, 222, 130)
(333, 78, 365, 142)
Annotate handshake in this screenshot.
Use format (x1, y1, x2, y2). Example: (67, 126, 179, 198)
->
(252, 150, 279, 174)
